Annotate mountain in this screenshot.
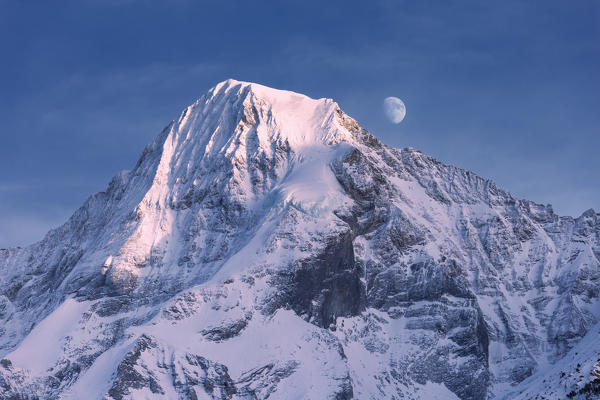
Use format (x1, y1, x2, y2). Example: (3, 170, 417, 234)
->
(0, 79, 598, 400)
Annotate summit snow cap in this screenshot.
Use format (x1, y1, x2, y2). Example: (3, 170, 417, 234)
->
(193, 78, 358, 146)
(135, 79, 378, 189)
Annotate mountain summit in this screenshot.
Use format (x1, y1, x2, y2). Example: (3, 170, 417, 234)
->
(1, 80, 599, 399)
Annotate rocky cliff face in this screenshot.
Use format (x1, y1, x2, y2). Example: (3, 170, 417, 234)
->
(0, 80, 598, 399)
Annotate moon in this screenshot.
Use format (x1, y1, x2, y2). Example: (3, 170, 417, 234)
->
(383, 97, 406, 124)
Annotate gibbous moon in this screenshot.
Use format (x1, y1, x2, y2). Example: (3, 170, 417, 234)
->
(383, 97, 406, 124)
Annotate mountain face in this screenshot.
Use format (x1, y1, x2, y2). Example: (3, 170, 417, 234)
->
(1, 80, 599, 400)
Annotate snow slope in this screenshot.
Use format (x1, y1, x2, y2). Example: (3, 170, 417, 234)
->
(0, 79, 598, 399)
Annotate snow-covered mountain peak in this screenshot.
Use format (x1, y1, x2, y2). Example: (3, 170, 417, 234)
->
(74, 81, 372, 300)
(133, 79, 368, 207)
(1, 81, 598, 400)
(188, 78, 358, 148)
(124, 79, 373, 214)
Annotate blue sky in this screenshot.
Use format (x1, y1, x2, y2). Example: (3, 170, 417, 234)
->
(0, 0, 598, 247)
